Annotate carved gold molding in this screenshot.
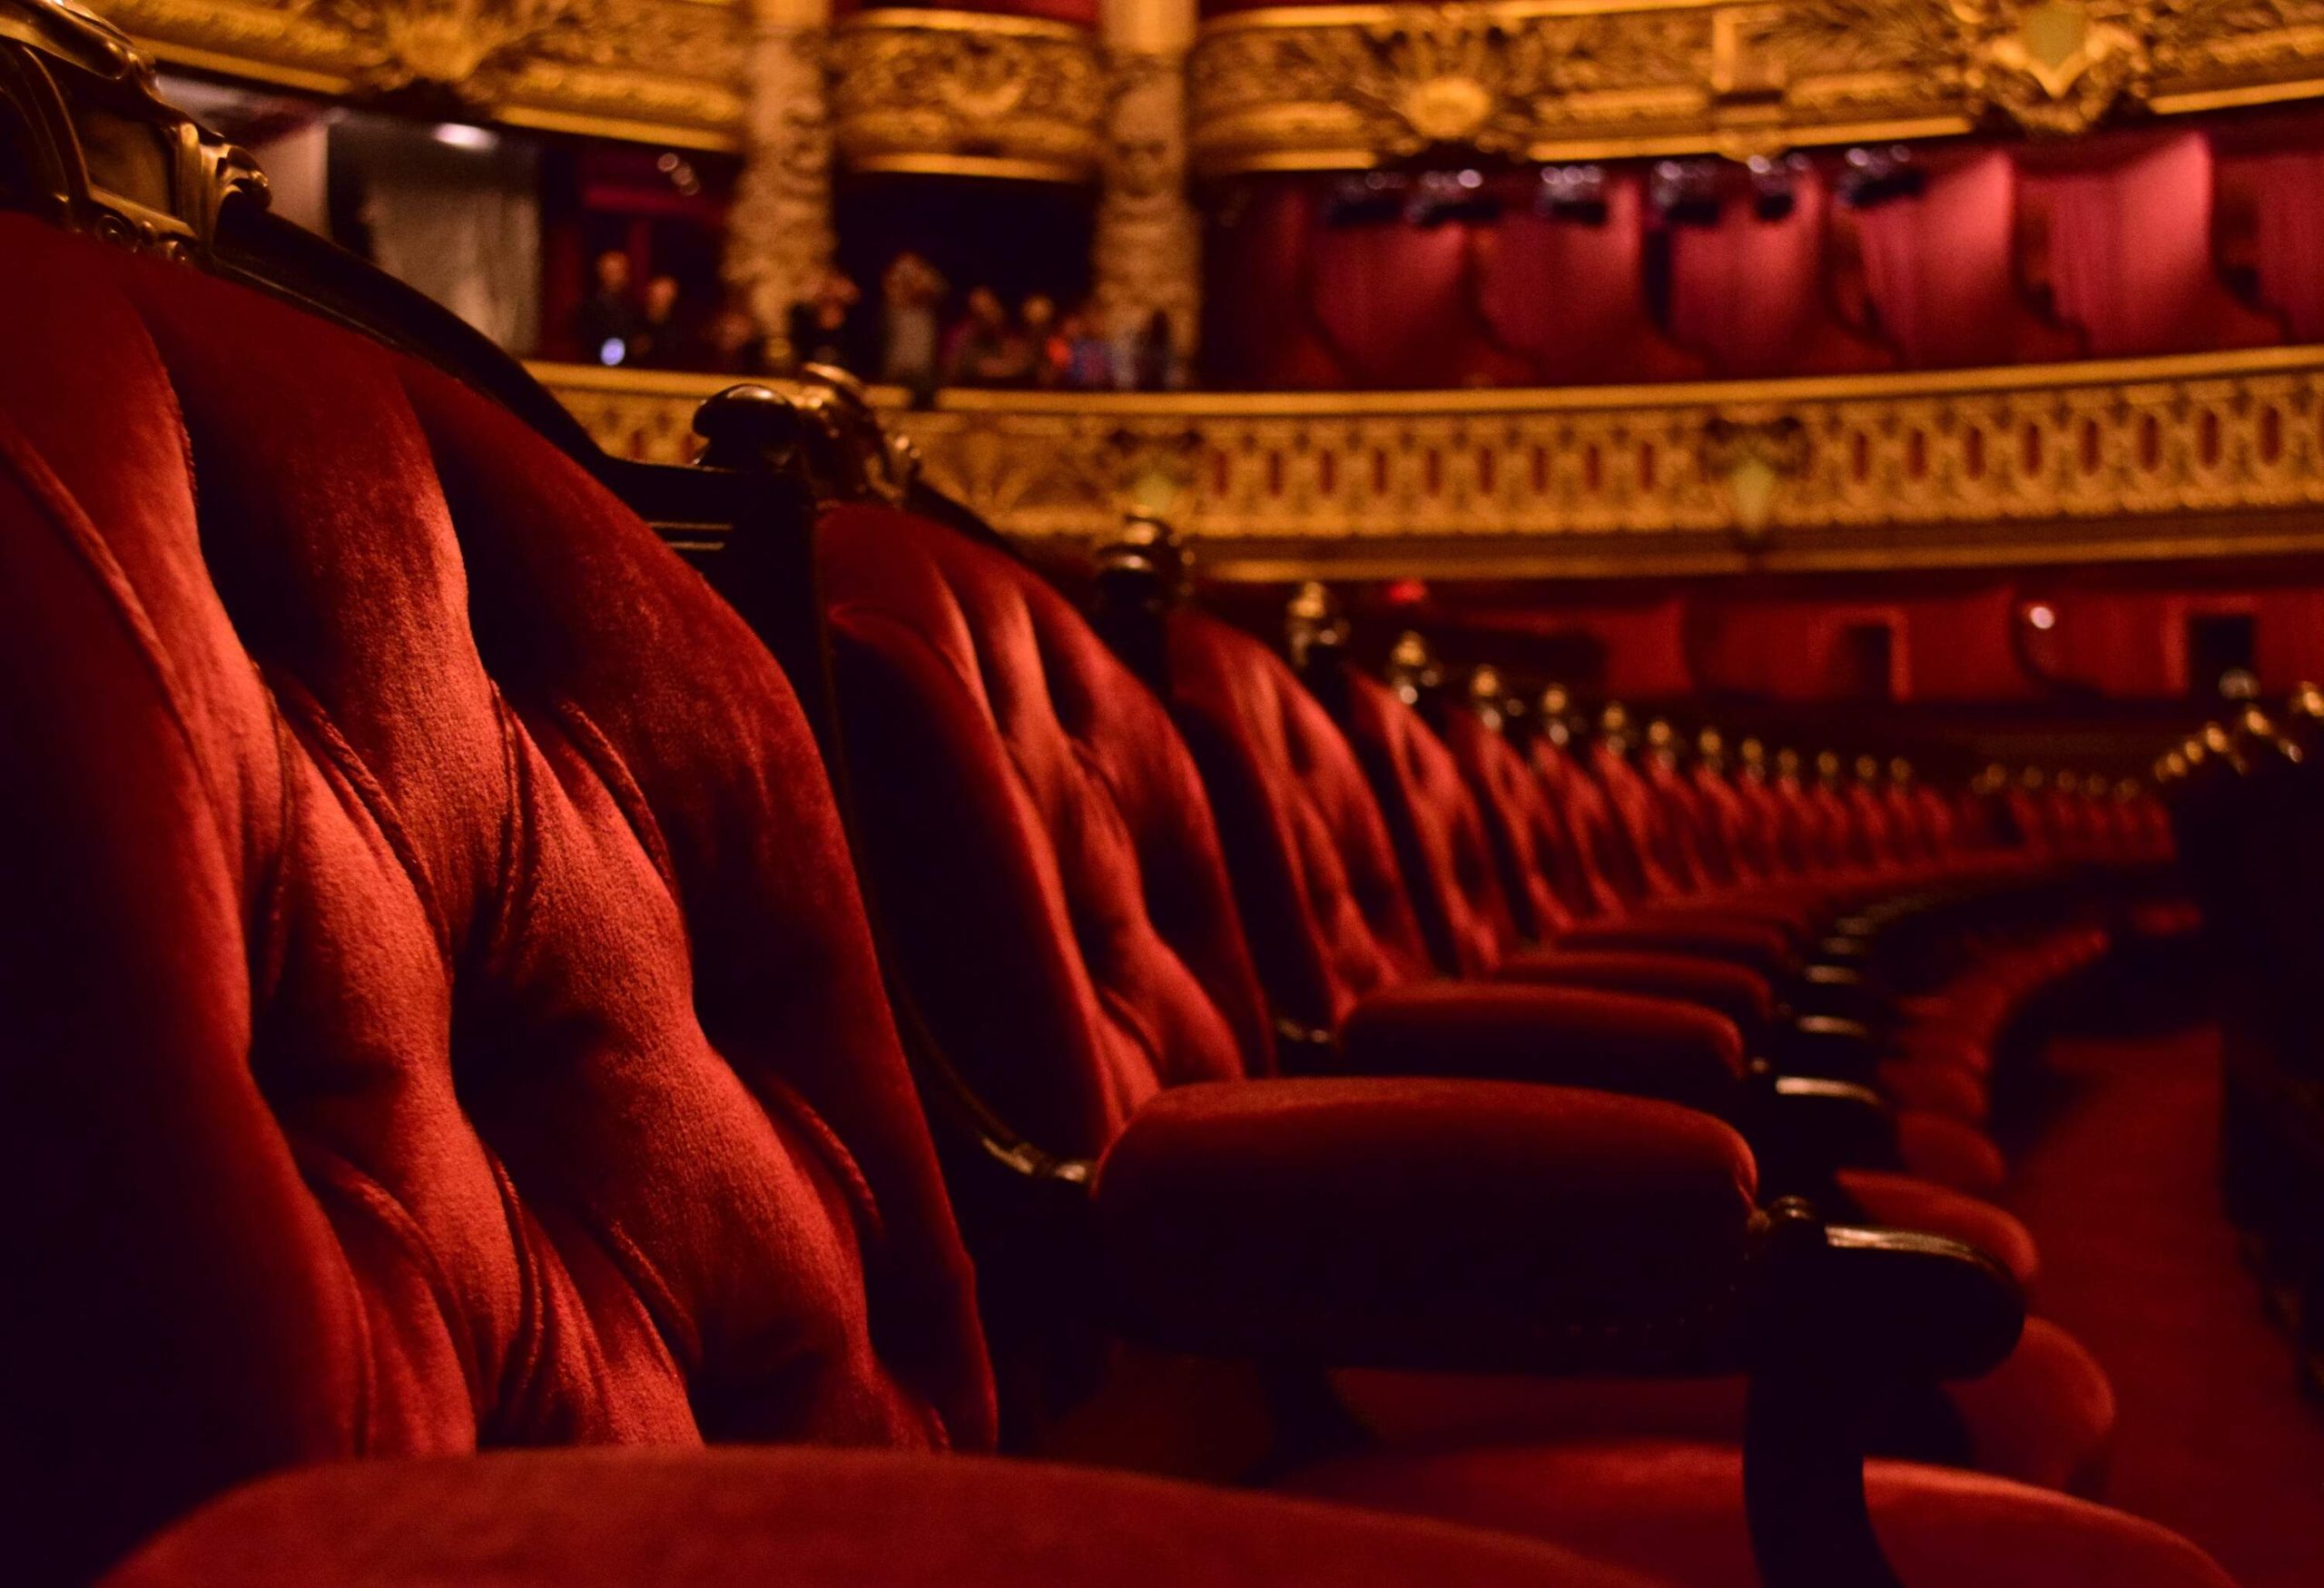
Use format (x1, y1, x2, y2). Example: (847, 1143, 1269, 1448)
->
(827, 8, 1104, 182)
(95, 0, 748, 149)
(531, 345, 2324, 578)
(1187, 0, 2324, 174)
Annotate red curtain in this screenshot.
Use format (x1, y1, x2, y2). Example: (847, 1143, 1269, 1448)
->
(1474, 177, 1706, 384)
(1666, 170, 1894, 379)
(1206, 182, 1347, 389)
(1308, 221, 1529, 389)
(1689, 587, 2035, 703)
(2029, 133, 2280, 357)
(1850, 152, 2081, 368)
(2256, 585, 2324, 684)
(2239, 149, 2324, 341)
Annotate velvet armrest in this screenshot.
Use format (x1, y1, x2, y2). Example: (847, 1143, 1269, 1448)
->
(1337, 981, 1749, 1118)
(1090, 1077, 1763, 1376)
(1557, 912, 1801, 981)
(1492, 947, 1777, 1042)
(98, 1448, 1620, 1588)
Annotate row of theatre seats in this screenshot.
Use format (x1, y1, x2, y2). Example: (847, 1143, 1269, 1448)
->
(0, 13, 2239, 1585)
(2162, 696, 2324, 1398)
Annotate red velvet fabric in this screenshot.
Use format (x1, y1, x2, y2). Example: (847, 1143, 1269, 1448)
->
(1093, 1079, 1760, 1372)
(1666, 169, 1895, 378)
(1474, 178, 1708, 384)
(1326, 1316, 2107, 1494)
(1337, 670, 1527, 978)
(1166, 609, 1440, 1031)
(820, 505, 1274, 1159)
(2025, 133, 2280, 357)
(1336, 982, 1748, 1117)
(1204, 180, 1352, 390)
(1848, 151, 2084, 368)
(1282, 1441, 2234, 1588)
(1309, 221, 1531, 389)
(0, 213, 992, 1587)
(1439, 707, 1584, 936)
(103, 1448, 1662, 1588)
(2233, 145, 2324, 340)
(1495, 950, 1777, 1040)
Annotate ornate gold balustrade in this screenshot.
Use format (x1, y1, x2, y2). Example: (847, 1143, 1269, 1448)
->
(1188, 0, 2324, 174)
(533, 346, 2324, 578)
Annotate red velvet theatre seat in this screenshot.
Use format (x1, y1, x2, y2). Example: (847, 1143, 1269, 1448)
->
(809, 500, 2197, 1562)
(1147, 604, 2105, 1484)
(0, 202, 1744, 1588)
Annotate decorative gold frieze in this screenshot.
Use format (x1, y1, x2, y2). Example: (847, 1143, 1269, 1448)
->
(1188, 0, 2324, 174)
(533, 346, 2324, 577)
(96, 0, 748, 148)
(826, 9, 1105, 182)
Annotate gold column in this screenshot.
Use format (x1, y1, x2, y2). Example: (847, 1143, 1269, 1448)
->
(1096, 0, 1200, 366)
(727, 0, 834, 366)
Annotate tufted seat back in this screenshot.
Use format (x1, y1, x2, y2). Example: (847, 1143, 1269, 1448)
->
(1690, 767, 1776, 883)
(1334, 672, 1530, 979)
(818, 507, 1273, 1162)
(1534, 741, 1653, 911)
(1164, 611, 1439, 1031)
(1588, 745, 1696, 898)
(0, 215, 995, 1586)
(1436, 709, 1584, 943)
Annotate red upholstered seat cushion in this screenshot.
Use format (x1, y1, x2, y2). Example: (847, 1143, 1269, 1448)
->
(101, 1447, 1669, 1588)
(0, 213, 991, 1585)
(820, 505, 1274, 1159)
(1325, 1313, 2109, 1494)
(1282, 1440, 2233, 1588)
(1896, 1109, 2011, 1196)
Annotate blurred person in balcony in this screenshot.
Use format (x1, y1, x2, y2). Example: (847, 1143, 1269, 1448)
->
(631, 273, 690, 370)
(1022, 292, 1072, 389)
(1061, 307, 1113, 390)
(700, 299, 770, 376)
(574, 248, 641, 367)
(881, 250, 948, 403)
(1125, 308, 1181, 391)
(790, 269, 865, 373)
(945, 285, 1034, 386)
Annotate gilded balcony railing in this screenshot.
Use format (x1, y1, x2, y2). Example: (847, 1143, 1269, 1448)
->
(532, 346, 2324, 577)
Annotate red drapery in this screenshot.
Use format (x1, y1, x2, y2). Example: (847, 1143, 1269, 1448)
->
(2027, 133, 2280, 357)
(1849, 152, 2083, 368)
(1473, 178, 1706, 384)
(1690, 592, 2034, 704)
(2233, 148, 2324, 341)
(1205, 182, 1348, 389)
(1665, 169, 1894, 379)
(1307, 220, 1531, 389)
